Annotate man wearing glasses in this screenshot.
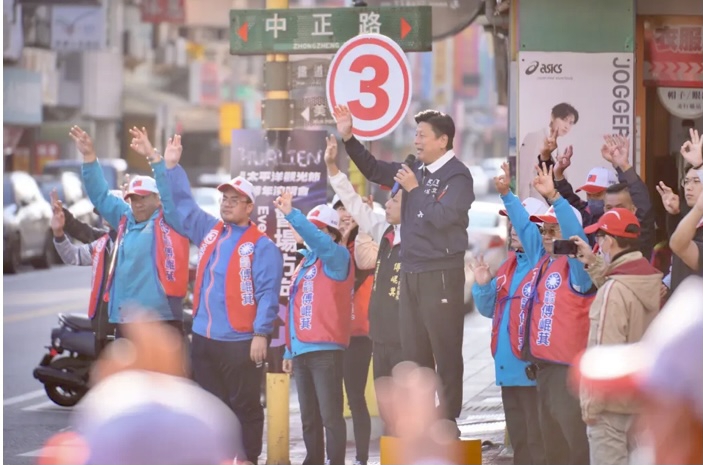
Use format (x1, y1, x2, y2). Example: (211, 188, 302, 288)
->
(496, 162, 594, 465)
(141, 131, 283, 465)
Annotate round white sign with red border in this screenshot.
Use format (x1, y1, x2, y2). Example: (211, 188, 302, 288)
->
(327, 34, 412, 142)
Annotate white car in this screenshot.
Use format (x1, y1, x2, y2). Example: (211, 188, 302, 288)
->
(463, 201, 509, 311)
(468, 165, 490, 197)
(192, 187, 222, 219)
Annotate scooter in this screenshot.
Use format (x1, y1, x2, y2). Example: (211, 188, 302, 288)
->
(34, 308, 194, 407)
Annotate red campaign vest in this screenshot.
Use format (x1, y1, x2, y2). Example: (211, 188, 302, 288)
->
(88, 234, 110, 319)
(286, 258, 354, 349)
(523, 255, 595, 365)
(352, 274, 373, 337)
(102, 211, 190, 302)
(491, 252, 534, 359)
(192, 221, 267, 333)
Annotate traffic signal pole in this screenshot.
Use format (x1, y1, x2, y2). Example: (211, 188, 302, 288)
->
(262, 1, 291, 463)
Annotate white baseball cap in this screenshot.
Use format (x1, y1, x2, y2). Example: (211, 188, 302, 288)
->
(307, 204, 340, 231)
(499, 197, 548, 218)
(217, 176, 256, 203)
(124, 176, 159, 199)
(576, 167, 617, 194)
(331, 194, 344, 209)
(529, 204, 583, 226)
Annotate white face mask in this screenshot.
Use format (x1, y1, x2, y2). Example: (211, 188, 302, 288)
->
(598, 236, 612, 264)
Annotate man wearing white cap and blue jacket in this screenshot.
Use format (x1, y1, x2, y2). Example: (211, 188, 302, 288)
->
(274, 192, 353, 465)
(472, 195, 549, 465)
(130, 128, 283, 465)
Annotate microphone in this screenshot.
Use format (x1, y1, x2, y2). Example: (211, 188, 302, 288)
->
(391, 154, 417, 196)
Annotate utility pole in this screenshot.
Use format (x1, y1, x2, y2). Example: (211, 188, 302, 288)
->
(261, 0, 291, 463)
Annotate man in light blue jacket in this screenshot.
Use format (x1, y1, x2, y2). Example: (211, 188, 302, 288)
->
(472, 196, 548, 465)
(72, 126, 189, 335)
(274, 192, 352, 465)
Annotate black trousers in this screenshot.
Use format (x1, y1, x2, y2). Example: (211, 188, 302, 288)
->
(293, 350, 346, 465)
(343, 336, 373, 463)
(536, 364, 590, 465)
(372, 341, 404, 380)
(191, 334, 264, 463)
(399, 268, 465, 420)
(502, 386, 547, 465)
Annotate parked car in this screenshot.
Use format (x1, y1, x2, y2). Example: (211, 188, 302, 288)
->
(35, 172, 98, 227)
(42, 159, 128, 191)
(463, 201, 509, 311)
(4, 172, 55, 273)
(468, 165, 490, 197)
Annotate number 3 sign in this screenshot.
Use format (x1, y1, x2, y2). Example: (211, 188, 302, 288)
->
(326, 34, 412, 141)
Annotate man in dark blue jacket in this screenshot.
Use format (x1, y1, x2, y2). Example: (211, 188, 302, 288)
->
(333, 105, 474, 429)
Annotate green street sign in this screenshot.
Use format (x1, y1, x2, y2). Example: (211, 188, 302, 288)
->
(230, 6, 432, 55)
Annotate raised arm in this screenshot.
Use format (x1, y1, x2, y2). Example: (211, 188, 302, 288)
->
(495, 162, 544, 263)
(325, 135, 389, 243)
(470, 256, 497, 318)
(49, 194, 94, 266)
(334, 105, 400, 187)
(130, 127, 217, 244)
(669, 190, 703, 272)
(275, 193, 350, 279)
(354, 232, 379, 270)
(72, 126, 130, 228)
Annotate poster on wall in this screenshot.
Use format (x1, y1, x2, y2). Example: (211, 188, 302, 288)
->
(230, 129, 328, 298)
(517, 52, 634, 200)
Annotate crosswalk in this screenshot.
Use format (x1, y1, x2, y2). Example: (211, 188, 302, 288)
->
(4, 390, 73, 413)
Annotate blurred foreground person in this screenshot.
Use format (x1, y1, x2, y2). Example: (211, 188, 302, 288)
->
(38, 316, 250, 465)
(573, 275, 703, 465)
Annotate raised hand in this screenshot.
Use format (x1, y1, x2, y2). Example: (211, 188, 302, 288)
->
(681, 128, 703, 168)
(470, 255, 492, 285)
(554, 145, 573, 180)
(610, 135, 631, 170)
(493, 162, 511, 196)
(49, 189, 65, 236)
(163, 134, 182, 169)
(362, 195, 374, 210)
(333, 105, 353, 141)
(324, 134, 339, 176)
(128, 126, 156, 161)
(540, 127, 558, 159)
(69, 126, 96, 163)
(655, 181, 680, 215)
(273, 191, 294, 216)
(533, 162, 557, 199)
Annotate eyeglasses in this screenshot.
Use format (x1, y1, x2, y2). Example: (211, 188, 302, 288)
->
(682, 177, 701, 187)
(220, 197, 251, 206)
(539, 226, 561, 237)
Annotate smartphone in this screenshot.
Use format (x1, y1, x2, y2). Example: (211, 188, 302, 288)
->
(553, 239, 578, 256)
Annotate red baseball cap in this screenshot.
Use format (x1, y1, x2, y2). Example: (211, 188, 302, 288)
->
(583, 208, 640, 239)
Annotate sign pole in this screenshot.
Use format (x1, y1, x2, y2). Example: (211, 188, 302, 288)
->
(262, 1, 292, 463)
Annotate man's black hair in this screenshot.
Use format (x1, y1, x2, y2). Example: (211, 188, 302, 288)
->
(551, 103, 579, 124)
(605, 182, 630, 195)
(414, 110, 455, 151)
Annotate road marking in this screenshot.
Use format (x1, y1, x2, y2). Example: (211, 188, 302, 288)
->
(17, 448, 45, 457)
(3, 389, 46, 406)
(4, 301, 86, 323)
(22, 400, 69, 412)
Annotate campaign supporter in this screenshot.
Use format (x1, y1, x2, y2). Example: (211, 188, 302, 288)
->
(130, 128, 283, 464)
(498, 162, 594, 465)
(472, 192, 548, 465)
(275, 193, 352, 465)
(335, 105, 474, 431)
(573, 275, 703, 465)
(545, 135, 656, 259)
(73, 126, 189, 336)
(332, 189, 376, 465)
(571, 209, 662, 465)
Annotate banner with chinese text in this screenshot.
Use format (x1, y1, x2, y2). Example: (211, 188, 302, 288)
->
(230, 129, 327, 299)
(643, 17, 703, 88)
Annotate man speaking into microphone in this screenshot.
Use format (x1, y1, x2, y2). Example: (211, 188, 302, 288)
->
(333, 106, 475, 430)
